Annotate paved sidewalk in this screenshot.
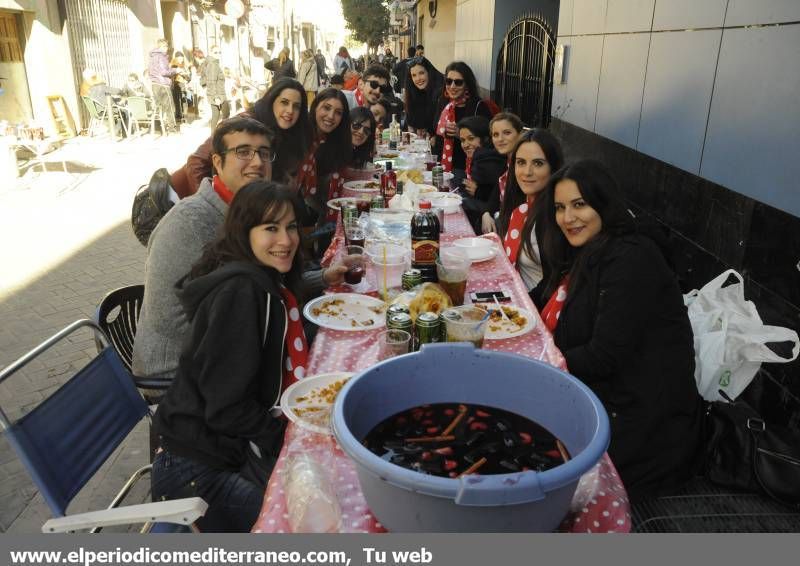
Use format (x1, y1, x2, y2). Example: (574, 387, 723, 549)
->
(0, 127, 209, 532)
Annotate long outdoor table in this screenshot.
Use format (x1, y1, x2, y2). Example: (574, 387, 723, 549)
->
(252, 208, 631, 533)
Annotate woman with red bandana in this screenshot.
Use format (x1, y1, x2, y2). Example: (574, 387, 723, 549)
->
(295, 88, 352, 254)
(433, 61, 492, 184)
(152, 182, 311, 531)
(498, 128, 564, 292)
(532, 160, 703, 499)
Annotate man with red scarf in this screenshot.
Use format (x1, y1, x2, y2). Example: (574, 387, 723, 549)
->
(134, 117, 346, 390)
(343, 64, 390, 109)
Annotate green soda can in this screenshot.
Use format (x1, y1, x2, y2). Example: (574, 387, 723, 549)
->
(386, 303, 410, 326)
(387, 312, 413, 335)
(401, 268, 424, 291)
(370, 194, 385, 210)
(341, 202, 358, 226)
(416, 312, 441, 350)
(439, 312, 448, 342)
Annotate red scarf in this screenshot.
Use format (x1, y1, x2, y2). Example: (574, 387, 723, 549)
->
(295, 139, 320, 198)
(212, 175, 234, 204)
(503, 196, 534, 264)
(280, 287, 309, 387)
(436, 90, 469, 172)
(354, 88, 365, 107)
(465, 155, 473, 180)
(498, 169, 508, 203)
(326, 170, 344, 223)
(541, 276, 570, 333)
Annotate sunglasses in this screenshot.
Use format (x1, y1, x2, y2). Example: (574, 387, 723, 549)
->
(351, 122, 372, 134)
(445, 78, 465, 87)
(366, 79, 392, 93)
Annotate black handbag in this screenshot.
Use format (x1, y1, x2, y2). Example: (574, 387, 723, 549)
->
(704, 391, 800, 507)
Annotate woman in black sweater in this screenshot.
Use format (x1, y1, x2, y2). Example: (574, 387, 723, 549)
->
(152, 182, 308, 531)
(433, 61, 492, 183)
(403, 56, 444, 138)
(534, 160, 703, 500)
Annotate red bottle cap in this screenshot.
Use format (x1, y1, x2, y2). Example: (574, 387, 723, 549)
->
(419, 200, 431, 209)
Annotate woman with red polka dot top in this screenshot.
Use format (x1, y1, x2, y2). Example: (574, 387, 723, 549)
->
(152, 182, 311, 531)
(497, 129, 564, 291)
(433, 61, 493, 184)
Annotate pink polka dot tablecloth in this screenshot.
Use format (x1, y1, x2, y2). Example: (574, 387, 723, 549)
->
(252, 209, 631, 533)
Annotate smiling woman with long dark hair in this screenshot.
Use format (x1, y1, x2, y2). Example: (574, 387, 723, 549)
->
(403, 56, 444, 137)
(433, 61, 493, 181)
(152, 181, 310, 532)
(534, 159, 703, 500)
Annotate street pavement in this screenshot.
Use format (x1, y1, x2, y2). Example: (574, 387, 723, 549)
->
(0, 124, 210, 532)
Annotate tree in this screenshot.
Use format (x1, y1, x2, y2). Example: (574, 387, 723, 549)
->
(341, 0, 390, 50)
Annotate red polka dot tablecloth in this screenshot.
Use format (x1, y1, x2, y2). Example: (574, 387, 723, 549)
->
(252, 208, 631, 533)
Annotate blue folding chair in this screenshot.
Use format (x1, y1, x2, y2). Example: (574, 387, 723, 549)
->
(0, 319, 206, 533)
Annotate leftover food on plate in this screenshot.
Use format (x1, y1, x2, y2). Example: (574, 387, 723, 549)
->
(474, 304, 535, 338)
(396, 169, 424, 184)
(304, 294, 387, 331)
(281, 373, 354, 434)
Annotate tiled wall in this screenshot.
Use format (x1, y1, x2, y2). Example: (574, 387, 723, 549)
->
(554, 0, 800, 219)
(551, 117, 800, 426)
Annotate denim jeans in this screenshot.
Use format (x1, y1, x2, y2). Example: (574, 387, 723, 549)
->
(151, 450, 267, 532)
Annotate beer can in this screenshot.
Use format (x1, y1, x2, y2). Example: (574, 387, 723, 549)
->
(387, 313, 413, 344)
(341, 203, 359, 226)
(386, 303, 410, 326)
(401, 268, 423, 291)
(439, 312, 448, 342)
(432, 165, 444, 190)
(370, 195, 385, 210)
(416, 312, 441, 349)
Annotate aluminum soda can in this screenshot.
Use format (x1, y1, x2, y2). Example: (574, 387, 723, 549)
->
(370, 195, 385, 210)
(387, 313, 413, 339)
(432, 165, 444, 190)
(401, 268, 424, 291)
(386, 303, 410, 326)
(416, 312, 441, 349)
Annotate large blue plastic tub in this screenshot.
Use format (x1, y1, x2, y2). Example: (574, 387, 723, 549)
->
(332, 343, 610, 532)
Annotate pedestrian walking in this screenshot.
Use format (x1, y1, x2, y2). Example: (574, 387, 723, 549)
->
(148, 38, 179, 133)
(265, 47, 296, 84)
(298, 49, 320, 107)
(333, 46, 353, 75)
(314, 49, 328, 85)
(203, 46, 229, 128)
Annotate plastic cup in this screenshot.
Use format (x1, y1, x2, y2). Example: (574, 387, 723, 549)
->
(366, 243, 410, 301)
(379, 329, 412, 360)
(436, 249, 471, 306)
(342, 245, 366, 287)
(441, 306, 489, 348)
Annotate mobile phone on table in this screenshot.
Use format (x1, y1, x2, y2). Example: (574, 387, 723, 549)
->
(469, 290, 512, 303)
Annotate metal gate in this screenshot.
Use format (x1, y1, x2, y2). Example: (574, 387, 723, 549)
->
(494, 13, 555, 128)
(59, 0, 132, 128)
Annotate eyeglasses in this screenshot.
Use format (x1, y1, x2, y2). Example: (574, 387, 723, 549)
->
(222, 145, 276, 162)
(445, 78, 465, 87)
(351, 122, 372, 134)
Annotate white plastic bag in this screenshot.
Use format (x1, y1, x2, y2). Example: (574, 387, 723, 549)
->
(684, 269, 799, 402)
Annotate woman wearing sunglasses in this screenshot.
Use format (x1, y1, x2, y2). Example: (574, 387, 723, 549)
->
(349, 106, 377, 169)
(434, 61, 493, 182)
(403, 56, 444, 138)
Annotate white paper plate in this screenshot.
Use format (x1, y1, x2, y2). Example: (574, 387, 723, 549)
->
(303, 293, 387, 331)
(428, 193, 462, 213)
(453, 237, 497, 262)
(326, 197, 358, 211)
(342, 180, 382, 193)
(280, 372, 354, 435)
(475, 305, 536, 340)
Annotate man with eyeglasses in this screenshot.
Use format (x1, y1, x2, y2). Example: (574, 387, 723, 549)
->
(135, 117, 347, 392)
(343, 64, 391, 109)
(134, 116, 275, 390)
